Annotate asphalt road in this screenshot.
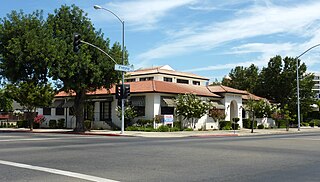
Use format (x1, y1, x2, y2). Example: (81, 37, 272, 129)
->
(0, 132, 319, 182)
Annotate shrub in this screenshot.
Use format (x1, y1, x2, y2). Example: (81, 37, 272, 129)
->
(126, 126, 139, 131)
(310, 119, 320, 127)
(136, 119, 153, 127)
(49, 120, 57, 129)
(170, 127, 181, 132)
(33, 121, 40, 129)
(183, 128, 193, 131)
(84, 120, 91, 130)
(242, 119, 250, 128)
(232, 123, 239, 130)
(301, 122, 309, 127)
(257, 124, 265, 129)
(232, 118, 240, 123)
(57, 119, 65, 128)
(17, 120, 29, 128)
(309, 121, 315, 127)
(144, 127, 156, 132)
(173, 121, 181, 129)
(157, 125, 170, 132)
(219, 121, 231, 130)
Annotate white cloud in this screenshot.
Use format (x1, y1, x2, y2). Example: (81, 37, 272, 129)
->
(135, 1, 320, 65)
(90, 0, 197, 30)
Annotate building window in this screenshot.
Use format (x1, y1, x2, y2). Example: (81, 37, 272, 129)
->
(193, 81, 200, 85)
(130, 96, 145, 116)
(161, 107, 174, 115)
(163, 77, 173, 82)
(69, 107, 75, 116)
(84, 102, 94, 120)
(177, 79, 189, 84)
(125, 78, 136, 82)
(56, 108, 64, 116)
(100, 102, 111, 121)
(139, 77, 153, 81)
(161, 97, 175, 115)
(43, 107, 51, 115)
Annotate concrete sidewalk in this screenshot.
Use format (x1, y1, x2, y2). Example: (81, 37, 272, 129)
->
(1, 127, 319, 137)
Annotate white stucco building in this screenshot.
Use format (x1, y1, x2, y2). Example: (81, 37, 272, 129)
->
(37, 65, 259, 130)
(313, 73, 320, 100)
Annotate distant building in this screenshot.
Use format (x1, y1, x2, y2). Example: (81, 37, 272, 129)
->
(125, 65, 209, 86)
(313, 73, 320, 100)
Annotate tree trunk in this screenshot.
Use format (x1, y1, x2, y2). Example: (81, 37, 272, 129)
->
(74, 89, 86, 132)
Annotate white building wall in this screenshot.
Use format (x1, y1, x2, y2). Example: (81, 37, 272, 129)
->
(223, 93, 243, 128)
(256, 117, 276, 128)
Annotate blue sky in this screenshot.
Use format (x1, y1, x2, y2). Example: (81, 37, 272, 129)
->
(1, 0, 320, 82)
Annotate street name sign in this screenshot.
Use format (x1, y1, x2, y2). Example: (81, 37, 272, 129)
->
(114, 64, 134, 72)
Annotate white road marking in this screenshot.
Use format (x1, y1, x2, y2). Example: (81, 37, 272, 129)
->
(0, 160, 119, 182)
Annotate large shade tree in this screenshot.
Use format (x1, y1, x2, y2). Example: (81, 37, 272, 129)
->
(223, 55, 315, 122)
(46, 5, 128, 132)
(0, 10, 56, 130)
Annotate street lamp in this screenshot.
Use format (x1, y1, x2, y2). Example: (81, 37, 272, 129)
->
(94, 5, 126, 134)
(295, 43, 320, 131)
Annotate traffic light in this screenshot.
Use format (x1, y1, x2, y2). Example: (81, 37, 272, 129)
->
(73, 33, 81, 53)
(123, 84, 130, 99)
(115, 85, 123, 99)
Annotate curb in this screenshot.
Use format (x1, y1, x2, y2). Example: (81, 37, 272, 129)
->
(191, 134, 239, 137)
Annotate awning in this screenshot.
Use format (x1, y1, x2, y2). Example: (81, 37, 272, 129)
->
(52, 100, 64, 108)
(211, 101, 225, 109)
(161, 98, 176, 107)
(62, 100, 74, 108)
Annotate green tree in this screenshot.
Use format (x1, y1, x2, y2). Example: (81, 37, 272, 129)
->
(225, 55, 315, 122)
(175, 94, 210, 129)
(0, 10, 56, 131)
(0, 10, 58, 84)
(244, 98, 258, 133)
(5, 82, 54, 130)
(222, 64, 259, 93)
(209, 108, 226, 122)
(0, 88, 13, 112)
(46, 5, 128, 132)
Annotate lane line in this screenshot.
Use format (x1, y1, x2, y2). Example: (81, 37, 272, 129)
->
(0, 160, 119, 182)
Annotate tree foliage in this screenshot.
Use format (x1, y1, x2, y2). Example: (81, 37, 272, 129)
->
(224, 55, 315, 122)
(0, 88, 13, 112)
(45, 5, 128, 132)
(175, 94, 210, 129)
(209, 108, 226, 122)
(116, 105, 137, 127)
(222, 64, 259, 93)
(5, 82, 54, 130)
(0, 10, 56, 131)
(0, 10, 58, 84)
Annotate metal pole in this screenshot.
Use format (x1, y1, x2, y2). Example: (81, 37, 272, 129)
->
(94, 5, 126, 134)
(296, 59, 301, 131)
(295, 43, 320, 131)
(121, 21, 125, 134)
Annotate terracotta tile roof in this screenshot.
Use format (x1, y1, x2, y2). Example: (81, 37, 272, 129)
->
(242, 92, 265, 101)
(55, 80, 220, 98)
(207, 85, 248, 95)
(127, 67, 209, 80)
